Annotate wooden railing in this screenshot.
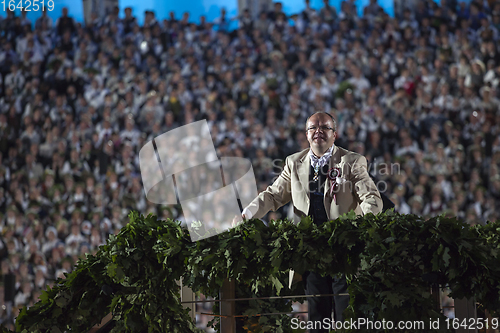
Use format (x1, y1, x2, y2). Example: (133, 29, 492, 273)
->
(88, 280, 497, 333)
(179, 281, 488, 333)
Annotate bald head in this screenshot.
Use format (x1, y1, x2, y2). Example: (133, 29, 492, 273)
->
(305, 112, 337, 131)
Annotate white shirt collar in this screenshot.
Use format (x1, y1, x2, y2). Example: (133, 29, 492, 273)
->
(309, 144, 334, 169)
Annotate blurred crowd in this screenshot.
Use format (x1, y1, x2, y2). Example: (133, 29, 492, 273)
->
(1, 0, 500, 328)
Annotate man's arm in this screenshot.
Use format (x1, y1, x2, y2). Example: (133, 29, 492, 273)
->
(243, 156, 293, 219)
(350, 155, 383, 215)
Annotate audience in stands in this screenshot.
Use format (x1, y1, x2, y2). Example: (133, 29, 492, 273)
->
(1, 0, 500, 329)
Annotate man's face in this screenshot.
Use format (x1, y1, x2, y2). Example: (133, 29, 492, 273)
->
(306, 113, 337, 154)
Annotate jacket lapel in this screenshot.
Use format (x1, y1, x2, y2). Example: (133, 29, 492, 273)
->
(298, 152, 310, 200)
(324, 145, 339, 197)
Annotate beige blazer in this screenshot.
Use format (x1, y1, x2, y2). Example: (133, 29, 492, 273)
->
(245, 145, 383, 221)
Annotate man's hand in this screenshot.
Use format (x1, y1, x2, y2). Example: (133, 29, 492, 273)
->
(232, 214, 247, 227)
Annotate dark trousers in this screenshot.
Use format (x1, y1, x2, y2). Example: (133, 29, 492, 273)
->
(304, 272, 350, 333)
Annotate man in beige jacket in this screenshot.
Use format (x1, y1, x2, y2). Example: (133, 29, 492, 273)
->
(241, 112, 382, 331)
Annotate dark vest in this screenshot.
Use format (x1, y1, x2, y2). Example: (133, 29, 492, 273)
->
(308, 164, 330, 225)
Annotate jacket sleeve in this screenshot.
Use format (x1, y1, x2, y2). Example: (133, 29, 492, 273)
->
(350, 155, 383, 215)
(245, 156, 293, 219)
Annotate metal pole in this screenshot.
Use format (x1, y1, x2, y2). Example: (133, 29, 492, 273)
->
(455, 298, 477, 333)
(431, 284, 441, 311)
(219, 278, 236, 333)
(179, 278, 196, 321)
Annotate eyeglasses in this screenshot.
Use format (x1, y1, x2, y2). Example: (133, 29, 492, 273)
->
(306, 126, 335, 132)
